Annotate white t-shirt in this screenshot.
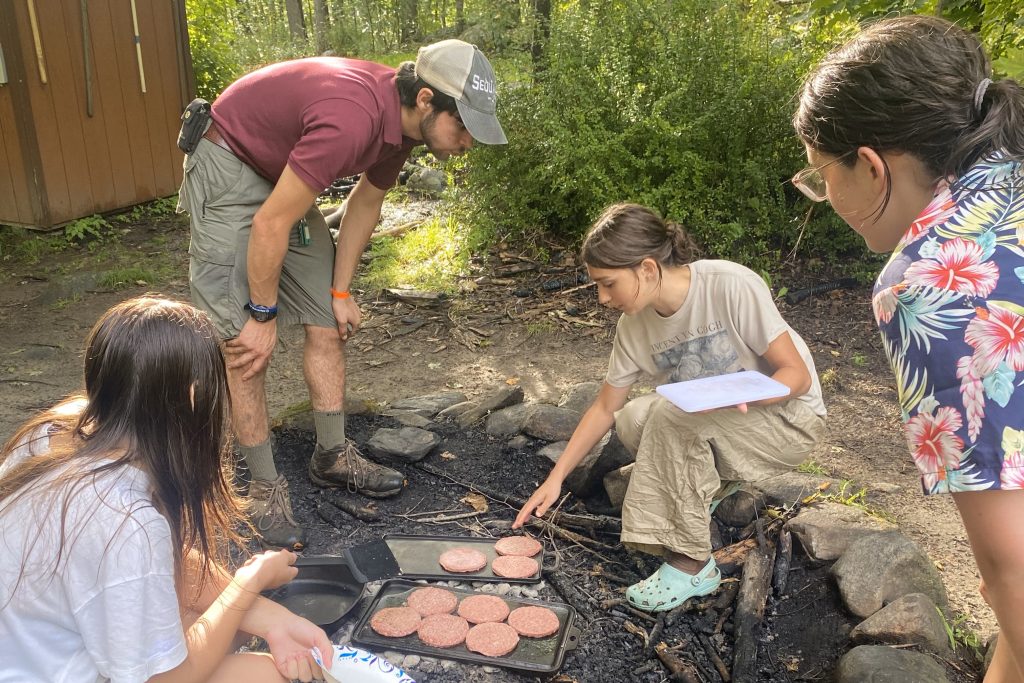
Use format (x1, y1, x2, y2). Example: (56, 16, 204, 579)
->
(606, 260, 826, 416)
(0, 428, 187, 683)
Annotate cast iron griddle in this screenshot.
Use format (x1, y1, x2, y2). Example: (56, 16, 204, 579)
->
(352, 579, 580, 674)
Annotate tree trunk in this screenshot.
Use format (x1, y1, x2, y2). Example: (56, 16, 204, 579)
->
(284, 0, 306, 39)
(531, 0, 552, 70)
(313, 0, 329, 52)
(400, 0, 418, 44)
(455, 0, 464, 33)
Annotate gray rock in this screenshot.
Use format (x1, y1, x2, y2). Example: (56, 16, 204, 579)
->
(402, 654, 421, 669)
(603, 463, 634, 510)
(835, 645, 949, 683)
(406, 166, 447, 197)
(566, 432, 634, 497)
(37, 271, 101, 306)
(985, 632, 999, 674)
(384, 409, 434, 429)
(485, 403, 537, 437)
(366, 426, 442, 462)
(753, 471, 845, 507)
(506, 435, 530, 450)
(495, 583, 512, 595)
(786, 502, 897, 562)
(713, 487, 763, 527)
(436, 400, 477, 420)
(345, 393, 378, 416)
(832, 531, 949, 618)
(457, 385, 525, 427)
(850, 593, 950, 653)
(558, 381, 601, 415)
(523, 404, 581, 442)
(390, 391, 467, 417)
(538, 441, 568, 463)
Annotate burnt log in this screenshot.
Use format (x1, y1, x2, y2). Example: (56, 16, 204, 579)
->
(731, 538, 776, 682)
(772, 526, 793, 596)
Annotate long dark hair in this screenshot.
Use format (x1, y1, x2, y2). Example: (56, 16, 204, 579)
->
(795, 15, 1024, 198)
(582, 203, 701, 273)
(0, 297, 246, 596)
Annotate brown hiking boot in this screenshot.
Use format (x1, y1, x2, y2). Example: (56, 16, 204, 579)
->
(309, 441, 405, 498)
(249, 475, 306, 550)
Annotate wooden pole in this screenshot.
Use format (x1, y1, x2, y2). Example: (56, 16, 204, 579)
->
(81, 0, 93, 115)
(129, 0, 146, 93)
(26, 0, 47, 84)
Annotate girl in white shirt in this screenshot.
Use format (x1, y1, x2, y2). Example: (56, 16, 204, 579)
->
(0, 297, 332, 683)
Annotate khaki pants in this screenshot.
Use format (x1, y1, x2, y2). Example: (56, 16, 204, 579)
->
(176, 139, 335, 338)
(614, 393, 825, 560)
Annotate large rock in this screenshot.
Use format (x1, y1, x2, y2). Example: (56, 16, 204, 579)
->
(850, 593, 950, 653)
(436, 400, 477, 421)
(485, 403, 536, 437)
(566, 432, 633, 497)
(753, 471, 844, 507)
(558, 382, 601, 415)
(366, 427, 441, 462)
(523, 404, 580, 442)
(384, 409, 434, 429)
(405, 166, 447, 197)
(832, 531, 949, 618)
(390, 391, 467, 418)
(786, 502, 897, 562)
(456, 386, 525, 427)
(835, 645, 949, 683)
(713, 486, 763, 527)
(603, 463, 634, 510)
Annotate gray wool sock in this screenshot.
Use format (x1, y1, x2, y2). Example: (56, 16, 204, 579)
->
(239, 437, 278, 482)
(313, 410, 346, 451)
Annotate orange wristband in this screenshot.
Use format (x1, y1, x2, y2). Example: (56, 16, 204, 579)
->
(330, 288, 351, 299)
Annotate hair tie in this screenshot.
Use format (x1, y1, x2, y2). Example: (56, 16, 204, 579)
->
(973, 77, 992, 118)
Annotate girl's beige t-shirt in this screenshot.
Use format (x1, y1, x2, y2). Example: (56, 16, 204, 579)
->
(605, 259, 826, 416)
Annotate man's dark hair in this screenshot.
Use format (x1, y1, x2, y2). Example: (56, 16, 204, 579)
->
(395, 61, 458, 114)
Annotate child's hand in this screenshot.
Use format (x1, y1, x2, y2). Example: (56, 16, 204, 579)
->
(235, 549, 298, 591)
(265, 615, 333, 682)
(514, 478, 563, 529)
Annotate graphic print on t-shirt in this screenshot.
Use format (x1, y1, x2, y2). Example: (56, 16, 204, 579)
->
(652, 329, 740, 383)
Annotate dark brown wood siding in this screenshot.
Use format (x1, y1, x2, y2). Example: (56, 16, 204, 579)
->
(0, 0, 191, 228)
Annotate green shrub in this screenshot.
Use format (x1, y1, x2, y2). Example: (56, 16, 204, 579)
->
(460, 0, 867, 269)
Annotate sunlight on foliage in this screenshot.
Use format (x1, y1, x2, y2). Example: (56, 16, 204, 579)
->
(358, 214, 470, 293)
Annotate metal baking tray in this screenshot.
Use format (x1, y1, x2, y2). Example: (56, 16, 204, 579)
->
(351, 579, 580, 675)
(346, 534, 549, 584)
(263, 556, 366, 635)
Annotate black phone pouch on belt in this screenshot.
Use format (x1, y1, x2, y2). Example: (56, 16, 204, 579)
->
(177, 98, 212, 155)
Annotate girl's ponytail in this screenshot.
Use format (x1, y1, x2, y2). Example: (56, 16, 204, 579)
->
(949, 77, 1024, 179)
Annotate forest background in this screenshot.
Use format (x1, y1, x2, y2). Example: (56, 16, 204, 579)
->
(186, 0, 1024, 279)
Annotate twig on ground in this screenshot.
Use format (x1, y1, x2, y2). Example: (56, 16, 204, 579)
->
(654, 642, 702, 683)
(699, 632, 732, 682)
(623, 619, 649, 647)
(323, 490, 381, 523)
(645, 613, 667, 655)
(399, 511, 483, 524)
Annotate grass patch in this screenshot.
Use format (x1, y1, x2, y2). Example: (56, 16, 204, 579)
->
(938, 608, 983, 658)
(358, 214, 470, 293)
(797, 459, 828, 476)
(98, 267, 159, 290)
(814, 479, 896, 523)
(820, 367, 839, 390)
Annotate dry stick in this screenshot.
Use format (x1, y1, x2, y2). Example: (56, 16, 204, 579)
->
(712, 538, 759, 575)
(404, 511, 482, 524)
(645, 613, 667, 655)
(731, 534, 777, 683)
(698, 632, 732, 682)
(323, 490, 381, 523)
(772, 527, 793, 597)
(372, 220, 423, 240)
(543, 569, 594, 621)
(654, 642, 701, 683)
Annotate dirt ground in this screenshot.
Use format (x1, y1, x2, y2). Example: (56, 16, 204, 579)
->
(0, 199, 995, 658)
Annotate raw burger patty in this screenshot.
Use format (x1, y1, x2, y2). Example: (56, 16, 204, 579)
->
(417, 613, 470, 648)
(407, 586, 458, 616)
(494, 536, 542, 557)
(491, 555, 539, 579)
(466, 622, 520, 657)
(457, 594, 511, 624)
(370, 606, 421, 638)
(507, 605, 560, 638)
(439, 547, 488, 573)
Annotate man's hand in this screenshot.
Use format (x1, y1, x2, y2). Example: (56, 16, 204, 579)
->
(264, 615, 333, 682)
(332, 295, 361, 342)
(225, 318, 277, 380)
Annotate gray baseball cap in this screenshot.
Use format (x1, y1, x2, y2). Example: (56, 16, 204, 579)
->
(415, 39, 507, 145)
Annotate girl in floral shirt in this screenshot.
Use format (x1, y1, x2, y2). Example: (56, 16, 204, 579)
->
(794, 15, 1024, 679)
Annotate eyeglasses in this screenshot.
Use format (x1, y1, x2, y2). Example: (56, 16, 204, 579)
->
(791, 151, 855, 203)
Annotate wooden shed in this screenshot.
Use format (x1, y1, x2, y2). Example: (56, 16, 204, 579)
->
(0, 0, 194, 229)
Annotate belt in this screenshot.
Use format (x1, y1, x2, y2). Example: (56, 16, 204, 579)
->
(203, 121, 233, 153)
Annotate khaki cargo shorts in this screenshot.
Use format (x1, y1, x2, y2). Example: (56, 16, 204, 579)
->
(176, 139, 335, 338)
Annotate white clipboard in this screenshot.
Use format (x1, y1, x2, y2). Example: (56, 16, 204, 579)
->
(656, 370, 790, 412)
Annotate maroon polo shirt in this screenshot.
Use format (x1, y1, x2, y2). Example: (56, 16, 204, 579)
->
(210, 57, 418, 191)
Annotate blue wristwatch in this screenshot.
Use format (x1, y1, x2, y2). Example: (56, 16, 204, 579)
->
(245, 301, 278, 323)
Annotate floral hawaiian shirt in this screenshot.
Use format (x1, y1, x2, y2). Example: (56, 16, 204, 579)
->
(873, 153, 1024, 494)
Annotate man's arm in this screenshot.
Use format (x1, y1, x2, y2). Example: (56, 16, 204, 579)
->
(331, 175, 388, 340)
(224, 165, 318, 379)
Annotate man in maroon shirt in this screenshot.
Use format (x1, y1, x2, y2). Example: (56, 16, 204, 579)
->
(177, 40, 506, 548)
